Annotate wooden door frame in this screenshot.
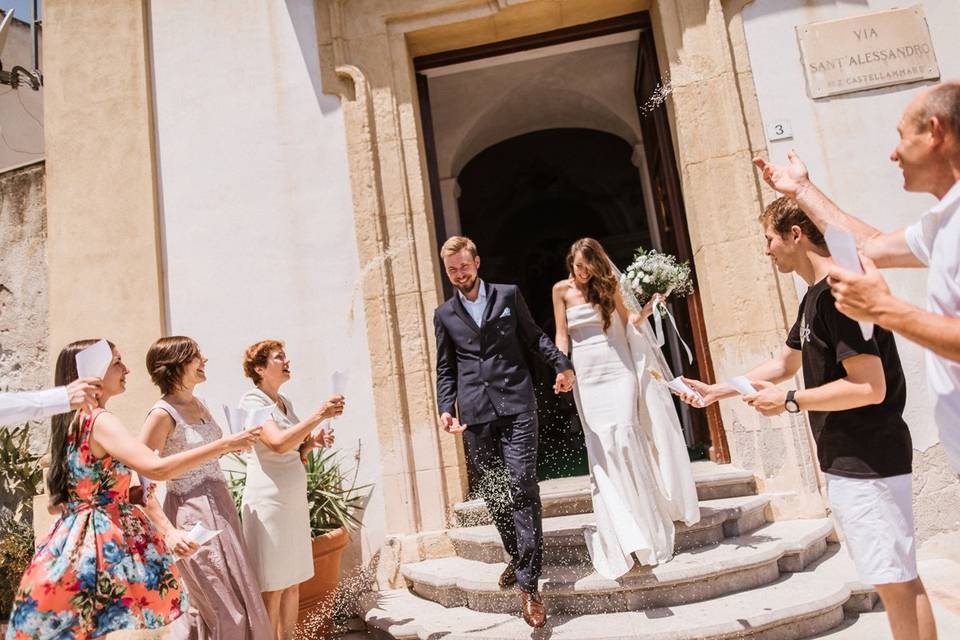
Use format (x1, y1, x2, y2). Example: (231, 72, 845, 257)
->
(413, 11, 730, 463)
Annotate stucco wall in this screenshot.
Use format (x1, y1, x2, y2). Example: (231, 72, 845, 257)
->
(0, 161, 49, 452)
(148, 0, 384, 565)
(742, 0, 960, 551)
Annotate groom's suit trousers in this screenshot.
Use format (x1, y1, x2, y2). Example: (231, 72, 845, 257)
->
(462, 410, 543, 592)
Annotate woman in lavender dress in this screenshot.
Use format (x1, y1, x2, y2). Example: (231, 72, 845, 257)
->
(140, 336, 272, 640)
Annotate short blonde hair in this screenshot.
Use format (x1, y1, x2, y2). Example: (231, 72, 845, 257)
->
(440, 236, 478, 259)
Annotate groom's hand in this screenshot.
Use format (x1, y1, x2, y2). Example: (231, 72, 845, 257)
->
(440, 412, 467, 434)
(553, 370, 575, 394)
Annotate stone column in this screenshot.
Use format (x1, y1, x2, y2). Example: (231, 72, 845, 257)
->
(43, 0, 165, 428)
(651, 0, 822, 517)
(327, 16, 466, 535)
(439, 177, 462, 238)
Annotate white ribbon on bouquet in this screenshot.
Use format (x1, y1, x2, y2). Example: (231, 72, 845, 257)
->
(650, 298, 694, 365)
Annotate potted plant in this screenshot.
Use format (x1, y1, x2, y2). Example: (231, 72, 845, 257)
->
(226, 442, 370, 635)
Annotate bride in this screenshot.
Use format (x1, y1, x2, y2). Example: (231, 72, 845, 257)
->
(552, 237, 700, 579)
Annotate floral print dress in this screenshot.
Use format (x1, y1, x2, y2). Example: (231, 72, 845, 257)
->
(6, 409, 186, 639)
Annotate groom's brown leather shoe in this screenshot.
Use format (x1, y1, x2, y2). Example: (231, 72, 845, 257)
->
(519, 590, 546, 628)
(498, 561, 517, 589)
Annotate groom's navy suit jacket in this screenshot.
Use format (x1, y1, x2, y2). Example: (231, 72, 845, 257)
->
(434, 282, 573, 425)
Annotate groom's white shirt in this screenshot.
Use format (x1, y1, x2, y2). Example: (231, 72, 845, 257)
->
(458, 279, 488, 327)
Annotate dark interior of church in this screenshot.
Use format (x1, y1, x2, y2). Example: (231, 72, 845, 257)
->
(457, 127, 663, 479)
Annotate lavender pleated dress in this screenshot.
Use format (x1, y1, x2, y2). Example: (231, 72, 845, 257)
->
(153, 399, 272, 640)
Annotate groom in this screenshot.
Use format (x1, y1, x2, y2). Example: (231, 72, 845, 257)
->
(434, 235, 574, 628)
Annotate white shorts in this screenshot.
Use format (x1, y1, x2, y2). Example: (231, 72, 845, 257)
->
(825, 473, 918, 585)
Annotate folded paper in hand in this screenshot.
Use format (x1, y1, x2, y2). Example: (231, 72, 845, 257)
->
(727, 376, 756, 396)
(648, 367, 704, 406)
(222, 403, 275, 435)
(186, 522, 221, 548)
(75, 339, 112, 379)
(824, 225, 874, 340)
(331, 369, 348, 396)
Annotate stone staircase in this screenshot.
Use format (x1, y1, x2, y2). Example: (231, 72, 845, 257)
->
(361, 462, 877, 639)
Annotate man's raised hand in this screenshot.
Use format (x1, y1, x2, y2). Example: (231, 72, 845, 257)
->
(440, 412, 467, 434)
(66, 377, 101, 412)
(753, 150, 810, 198)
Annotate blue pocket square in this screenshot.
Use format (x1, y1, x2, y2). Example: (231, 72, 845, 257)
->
(499, 307, 512, 318)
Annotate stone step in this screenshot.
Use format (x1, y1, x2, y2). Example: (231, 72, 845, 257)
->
(453, 461, 757, 527)
(402, 518, 834, 614)
(449, 494, 771, 565)
(363, 561, 851, 639)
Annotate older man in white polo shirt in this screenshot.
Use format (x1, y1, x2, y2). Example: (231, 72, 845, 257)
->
(755, 82, 960, 476)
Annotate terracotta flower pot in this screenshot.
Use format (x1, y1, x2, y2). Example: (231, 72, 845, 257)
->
(297, 527, 349, 635)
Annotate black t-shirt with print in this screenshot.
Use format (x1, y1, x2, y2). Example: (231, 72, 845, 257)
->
(786, 278, 912, 478)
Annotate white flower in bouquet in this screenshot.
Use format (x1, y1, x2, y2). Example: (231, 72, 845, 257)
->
(621, 248, 694, 308)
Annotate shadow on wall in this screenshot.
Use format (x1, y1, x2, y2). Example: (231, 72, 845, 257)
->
(745, 0, 869, 22)
(284, 0, 342, 115)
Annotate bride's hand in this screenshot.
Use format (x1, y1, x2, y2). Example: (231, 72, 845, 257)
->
(640, 293, 666, 321)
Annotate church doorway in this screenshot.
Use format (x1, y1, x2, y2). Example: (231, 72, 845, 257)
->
(416, 13, 729, 482)
(456, 128, 655, 478)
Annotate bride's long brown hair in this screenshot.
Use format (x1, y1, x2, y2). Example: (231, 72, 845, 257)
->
(566, 238, 619, 332)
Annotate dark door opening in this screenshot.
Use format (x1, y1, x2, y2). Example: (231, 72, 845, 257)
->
(457, 128, 656, 479)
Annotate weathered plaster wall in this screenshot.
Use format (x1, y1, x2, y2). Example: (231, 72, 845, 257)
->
(148, 0, 385, 565)
(0, 162, 49, 452)
(741, 0, 960, 548)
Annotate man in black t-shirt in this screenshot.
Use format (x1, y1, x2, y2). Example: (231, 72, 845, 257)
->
(680, 197, 936, 640)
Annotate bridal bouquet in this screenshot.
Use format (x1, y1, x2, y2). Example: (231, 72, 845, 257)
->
(621, 248, 694, 307)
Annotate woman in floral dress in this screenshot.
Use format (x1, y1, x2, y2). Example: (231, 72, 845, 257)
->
(6, 340, 260, 640)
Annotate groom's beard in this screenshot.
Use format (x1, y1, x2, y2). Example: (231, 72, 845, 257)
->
(454, 274, 479, 296)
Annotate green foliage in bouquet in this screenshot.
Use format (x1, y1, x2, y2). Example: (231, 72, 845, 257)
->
(621, 248, 694, 307)
(225, 442, 371, 537)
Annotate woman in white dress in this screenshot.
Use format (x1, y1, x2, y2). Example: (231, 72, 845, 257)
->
(552, 237, 699, 579)
(239, 339, 342, 640)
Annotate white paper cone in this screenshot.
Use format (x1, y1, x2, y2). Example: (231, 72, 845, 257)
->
(727, 376, 756, 396)
(186, 522, 221, 547)
(332, 369, 348, 396)
(75, 339, 112, 379)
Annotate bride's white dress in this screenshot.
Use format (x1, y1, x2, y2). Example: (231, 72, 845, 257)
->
(567, 303, 700, 579)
